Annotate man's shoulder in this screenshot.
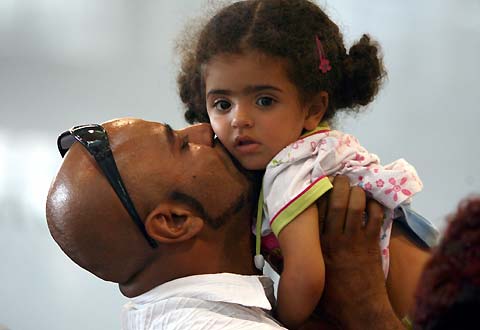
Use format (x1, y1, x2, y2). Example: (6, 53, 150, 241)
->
(124, 297, 286, 330)
(122, 274, 287, 330)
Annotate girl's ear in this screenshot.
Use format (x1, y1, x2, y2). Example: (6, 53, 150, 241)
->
(304, 91, 329, 131)
(144, 202, 204, 244)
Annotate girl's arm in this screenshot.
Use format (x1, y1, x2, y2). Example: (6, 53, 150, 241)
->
(276, 203, 325, 329)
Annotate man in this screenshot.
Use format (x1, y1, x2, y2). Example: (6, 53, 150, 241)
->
(46, 118, 431, 329)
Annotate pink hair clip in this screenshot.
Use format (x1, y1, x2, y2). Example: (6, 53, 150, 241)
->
(315, 35, 331, 74)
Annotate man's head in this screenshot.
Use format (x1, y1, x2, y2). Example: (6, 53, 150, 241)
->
(46, 118, 258, 297)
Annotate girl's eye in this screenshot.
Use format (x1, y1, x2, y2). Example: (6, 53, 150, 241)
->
(256, 97, 275, 107)
(213, 100, 232, 112)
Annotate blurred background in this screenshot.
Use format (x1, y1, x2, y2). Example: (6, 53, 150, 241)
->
(0, 0, 479, 329)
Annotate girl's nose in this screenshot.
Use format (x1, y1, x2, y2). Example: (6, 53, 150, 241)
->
(231, 106, 254, 129)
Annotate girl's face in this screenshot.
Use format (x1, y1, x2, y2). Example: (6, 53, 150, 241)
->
(204, 51, 317, 170)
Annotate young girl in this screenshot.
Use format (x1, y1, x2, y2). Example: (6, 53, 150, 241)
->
(177, 0, 424, 328)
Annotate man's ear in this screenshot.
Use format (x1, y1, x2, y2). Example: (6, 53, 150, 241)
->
(304, 91, 329, 131)
(144, 202, 204, 244)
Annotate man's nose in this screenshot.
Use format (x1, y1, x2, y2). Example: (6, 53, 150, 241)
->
(231, 105, 254, 129)
(178, 123, 214, 146)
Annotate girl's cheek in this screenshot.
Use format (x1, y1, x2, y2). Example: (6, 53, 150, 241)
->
(209, 122, 226, 147)
(211, 117, 229, 134)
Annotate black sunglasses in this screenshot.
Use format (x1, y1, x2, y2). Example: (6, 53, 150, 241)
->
(57, 124, 158, 248)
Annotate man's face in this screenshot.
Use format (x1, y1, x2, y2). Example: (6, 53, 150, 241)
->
(104, 119, 252, 224)
(47, 119, 253, 282)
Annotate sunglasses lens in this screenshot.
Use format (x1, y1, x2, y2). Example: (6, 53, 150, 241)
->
(59, 134, 77, 151)
(77, 127, 106, 142)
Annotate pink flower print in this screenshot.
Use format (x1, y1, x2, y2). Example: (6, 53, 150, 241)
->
(376, 179, 384, 188)
(367, 165, 379, 173)
(384, 177, 412, 202)
(310, 141, 318, 152)
(344, 137, 351, 147)
(287, 152, 295, 162)
(382, 248, 389, 257)
(336, 139, 342, 148)
(353, 153, 365, 162)
(364, 182, 372, 190)
(319, 139, 327, 151)
(358, 175, 364, 181)
(291, 139, 304, 149)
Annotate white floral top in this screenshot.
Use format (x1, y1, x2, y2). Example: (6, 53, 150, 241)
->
(256, 122, 423, 276)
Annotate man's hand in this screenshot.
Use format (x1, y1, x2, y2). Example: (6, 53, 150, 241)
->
(314, 176, 404, 329)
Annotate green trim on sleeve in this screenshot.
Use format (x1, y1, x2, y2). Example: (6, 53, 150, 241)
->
(271, 176, 332, 237)
(300, 122, 330, 137)
(256, 188, 264, 256)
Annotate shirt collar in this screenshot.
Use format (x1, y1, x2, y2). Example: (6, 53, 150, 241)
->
(130, 273, 274, 310)
(301, 121, 330, 138)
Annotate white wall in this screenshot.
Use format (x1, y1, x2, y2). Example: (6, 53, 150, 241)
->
(0, 0, 479, 329)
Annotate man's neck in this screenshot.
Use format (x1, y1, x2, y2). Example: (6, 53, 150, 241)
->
(118, 240, 258, 298)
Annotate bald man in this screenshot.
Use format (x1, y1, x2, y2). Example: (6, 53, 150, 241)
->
(46, 118, 431, 329)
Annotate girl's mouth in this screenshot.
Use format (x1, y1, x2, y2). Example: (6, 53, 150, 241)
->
(234, 136, 261, 153)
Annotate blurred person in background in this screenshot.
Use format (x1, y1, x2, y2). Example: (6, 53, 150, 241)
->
(413, 196, 480, 330)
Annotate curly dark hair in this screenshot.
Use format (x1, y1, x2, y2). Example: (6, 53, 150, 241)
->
(177, 0, 386, 124)
(413, 197, 480, 330)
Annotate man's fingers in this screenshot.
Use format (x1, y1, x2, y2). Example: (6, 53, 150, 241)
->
(344, 186, 366, 235)
(323, 176, 350, 234)
(365, 199, 383, 238)
(316, 194, 328, 234)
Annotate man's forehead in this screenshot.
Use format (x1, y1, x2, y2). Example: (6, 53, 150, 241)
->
(104, 117, 143, 129)
(102, 119, 172, 147)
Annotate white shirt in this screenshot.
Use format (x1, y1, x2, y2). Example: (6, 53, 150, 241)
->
(121, 273, 287, 330)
